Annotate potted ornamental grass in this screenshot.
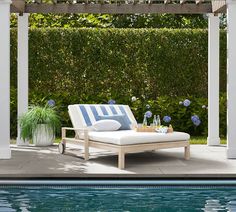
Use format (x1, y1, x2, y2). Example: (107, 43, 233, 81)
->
(19, 100, 60, 146)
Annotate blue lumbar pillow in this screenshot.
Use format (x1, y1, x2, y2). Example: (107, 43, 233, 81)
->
(99, 115, 131, 130)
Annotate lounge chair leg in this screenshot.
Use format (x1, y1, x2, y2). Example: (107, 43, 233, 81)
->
(184, 144, 190, 160)
(118, 150, 125, 169)
(84, 147, 89, 161)
(84, 131, 89, 161)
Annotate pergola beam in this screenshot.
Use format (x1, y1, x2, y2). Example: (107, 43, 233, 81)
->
(164, 0, 171, 4)
(212, 0, 226, 13)
(10, 3, 212, 14)
(180, 0, 187, 5)
(11, 0, 25, 13)
(195, 0, 203, 5)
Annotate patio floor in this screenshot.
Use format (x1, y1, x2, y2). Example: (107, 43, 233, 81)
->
(0, 144, 236, 177)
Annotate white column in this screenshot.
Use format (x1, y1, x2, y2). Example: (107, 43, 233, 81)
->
(0, 0, 12, 159)
(207, 14, 220, 146)
(227, 0, 236, 158)
(16, 13, 29, 146)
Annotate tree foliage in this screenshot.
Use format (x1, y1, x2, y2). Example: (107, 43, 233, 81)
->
(11, 13, 209, 28)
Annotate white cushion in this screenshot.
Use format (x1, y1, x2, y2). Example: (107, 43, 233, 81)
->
(92, 120, 121, 131)
(85, 130, 190, 146)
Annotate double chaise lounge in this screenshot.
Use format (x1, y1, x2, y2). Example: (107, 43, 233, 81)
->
(59, 104, 190, 169)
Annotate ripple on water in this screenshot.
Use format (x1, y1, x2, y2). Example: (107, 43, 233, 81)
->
(0, 186, 236, 211)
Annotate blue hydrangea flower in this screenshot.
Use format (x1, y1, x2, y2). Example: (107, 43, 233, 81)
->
(47, 99, 55, 107)
(191, 115, 201, 126)
(193, 119, 201, 126)
(145, 111, 152, 118)
(146, 104, 151, 109)
(183, 99, 191, 107)
(163, 116, 171, 123)
(108, 99, 116, 105)
(131, 96, 137, 102)
(191, 115, 199, 122)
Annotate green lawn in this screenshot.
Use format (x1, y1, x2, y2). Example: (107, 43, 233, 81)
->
(190, 136, 226, 145)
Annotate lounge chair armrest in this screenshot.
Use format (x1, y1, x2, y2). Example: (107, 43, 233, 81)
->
(62, 127, 88, 139)
(62, 127, 88, 131)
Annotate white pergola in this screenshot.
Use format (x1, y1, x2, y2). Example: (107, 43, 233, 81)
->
(0, 0, 235, 160)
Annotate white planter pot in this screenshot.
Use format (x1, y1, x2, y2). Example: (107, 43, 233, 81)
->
(33, 124, 55, 146)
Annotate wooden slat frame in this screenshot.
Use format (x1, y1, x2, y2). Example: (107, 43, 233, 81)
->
(12, 0, 25, 14)
(164, 0, 171, 4)
(61, 127, 190, 169)
(180, 0, 187, 5)
(10, 3, 212, 14)
(35, 0, 43, 3)
(211, 0, 226, 13)
(195, 0, 204, 5)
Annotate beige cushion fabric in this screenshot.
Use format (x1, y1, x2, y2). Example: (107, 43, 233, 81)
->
(85, 130, 190, 146)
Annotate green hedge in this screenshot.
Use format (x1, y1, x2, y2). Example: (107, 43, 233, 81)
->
(10, 28, 227, 97)
(9, 28, 227, 137)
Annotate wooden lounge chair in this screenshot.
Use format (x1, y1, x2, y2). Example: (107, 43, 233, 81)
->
(59, 104, 190, 169)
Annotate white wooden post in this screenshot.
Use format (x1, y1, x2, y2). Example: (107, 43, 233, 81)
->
(207, 14, 220, 146)
(0, 0, 12, 159)
(227, 0, 236, 158)
(16, 13, 29, 146)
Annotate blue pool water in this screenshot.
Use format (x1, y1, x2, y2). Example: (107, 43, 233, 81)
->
(0, 184, 236, 211)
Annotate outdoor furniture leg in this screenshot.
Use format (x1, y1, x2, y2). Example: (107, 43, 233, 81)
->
(58, 128, 67, 154)
(184, 144, 190, 160)
(118, 149, 125, 169)
(84, 130, 89, 161)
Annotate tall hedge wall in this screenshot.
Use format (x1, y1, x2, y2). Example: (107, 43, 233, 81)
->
(10, 28, 227, 98)
(9, 28, 227, 137)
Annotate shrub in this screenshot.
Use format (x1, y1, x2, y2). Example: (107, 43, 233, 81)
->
(19, 104, 61, 141)
(10, 28, 226, 98)
(10, 88, 227, 138)
(9, 28, 227, 137)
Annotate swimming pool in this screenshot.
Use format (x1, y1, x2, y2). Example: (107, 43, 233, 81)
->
(1, 180, 236, 211)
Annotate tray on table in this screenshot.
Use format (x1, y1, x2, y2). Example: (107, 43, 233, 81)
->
(135, 126, 174, 133)
(135, 127, 156, 132)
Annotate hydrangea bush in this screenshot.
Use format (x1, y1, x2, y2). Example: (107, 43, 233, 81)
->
(129, 94, 226, 136)
(9, 88, 227, 137)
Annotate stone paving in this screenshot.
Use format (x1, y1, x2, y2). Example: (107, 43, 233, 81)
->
(0, 144, 236, 177)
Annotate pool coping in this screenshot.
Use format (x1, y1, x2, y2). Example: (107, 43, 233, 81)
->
(1, 174, 236, 186)
(1, 174, 236, 180)
(1, 178, 236, 186)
